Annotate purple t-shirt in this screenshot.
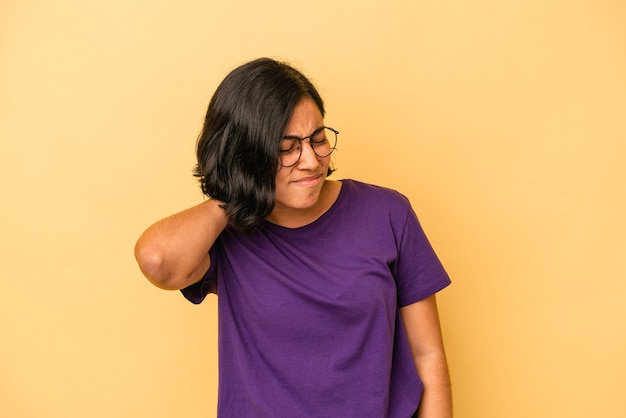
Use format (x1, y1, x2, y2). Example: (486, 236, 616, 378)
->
(182, 180, 450, 417)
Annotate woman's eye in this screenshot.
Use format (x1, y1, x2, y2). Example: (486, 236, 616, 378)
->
(280, 140, 299, 153)
(311, 129, 328, 144)
(310, 134, 328, 146)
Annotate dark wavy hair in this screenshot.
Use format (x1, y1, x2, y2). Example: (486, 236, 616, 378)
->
(194, 58, 327, 233)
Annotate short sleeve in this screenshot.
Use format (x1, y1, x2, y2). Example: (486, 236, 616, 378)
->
(394, 205, 451, 307)
(180, 245, 218, 304)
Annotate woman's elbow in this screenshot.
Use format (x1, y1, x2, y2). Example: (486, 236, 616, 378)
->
(134, 244, 177, 290)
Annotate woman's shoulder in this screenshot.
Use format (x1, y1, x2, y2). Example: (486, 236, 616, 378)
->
(339, 179, 413, 213)
(340, 179, 410, 202)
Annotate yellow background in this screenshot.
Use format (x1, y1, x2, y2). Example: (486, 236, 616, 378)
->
(2, 0, 625, 417)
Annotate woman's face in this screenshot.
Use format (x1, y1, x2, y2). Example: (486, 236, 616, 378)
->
(272, 98, 331, 217)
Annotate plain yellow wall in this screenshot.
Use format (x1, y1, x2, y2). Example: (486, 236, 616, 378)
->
(2, 0, 625, 417)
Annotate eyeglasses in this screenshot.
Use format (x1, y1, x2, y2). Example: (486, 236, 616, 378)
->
(279, 126, 339, 167)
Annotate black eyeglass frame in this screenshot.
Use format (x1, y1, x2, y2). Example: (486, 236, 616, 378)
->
(278, 126, 339, 167)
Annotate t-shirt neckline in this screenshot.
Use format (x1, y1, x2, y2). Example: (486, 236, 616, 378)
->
(262, 179, 350, 233)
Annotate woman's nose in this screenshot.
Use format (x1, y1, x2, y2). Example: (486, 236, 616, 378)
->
(296, 139, 319, 168)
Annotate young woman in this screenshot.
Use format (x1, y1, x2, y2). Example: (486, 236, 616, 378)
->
(135, 58, 452, 417)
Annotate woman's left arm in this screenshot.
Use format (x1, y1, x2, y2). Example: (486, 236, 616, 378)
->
(400, 294, 453, 418)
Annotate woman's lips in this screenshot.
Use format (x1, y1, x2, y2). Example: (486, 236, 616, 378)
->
(292, 173, 323, 186)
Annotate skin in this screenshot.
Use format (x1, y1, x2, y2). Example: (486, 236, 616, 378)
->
(135, 97, 452, 417)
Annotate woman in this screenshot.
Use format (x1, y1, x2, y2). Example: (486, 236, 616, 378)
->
(135, 58, 452, 417)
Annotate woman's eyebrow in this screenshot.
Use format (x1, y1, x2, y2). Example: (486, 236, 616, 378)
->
(282, 126, 325, 140)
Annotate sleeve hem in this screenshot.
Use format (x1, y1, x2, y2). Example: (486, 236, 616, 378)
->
(398, 276, 451, 308)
